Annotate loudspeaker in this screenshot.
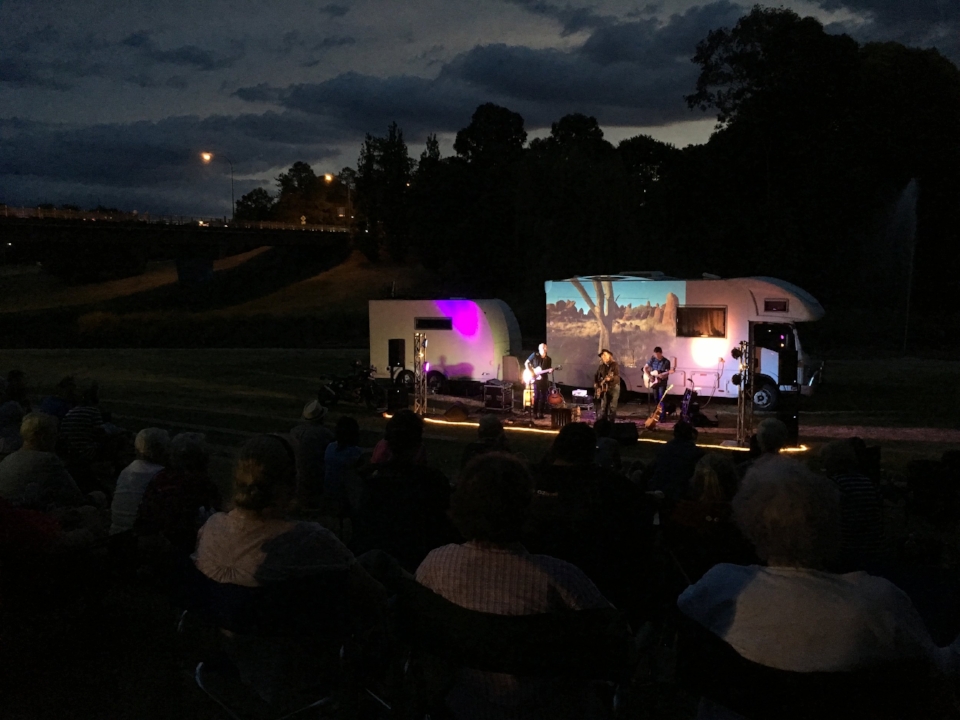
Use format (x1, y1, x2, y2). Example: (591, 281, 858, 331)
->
(443, 402, 469, 422)
(386, 387, 408, 411)
(388, 339, 405, 369)
(610, 422, 639, 445)
(777, 393, 800, 446)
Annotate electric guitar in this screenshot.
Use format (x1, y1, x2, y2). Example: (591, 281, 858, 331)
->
(644, 384, 675, 429)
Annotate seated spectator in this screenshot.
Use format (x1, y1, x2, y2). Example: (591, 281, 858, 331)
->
(592, 418, 622, 472)
(460, 415, 509, 471)
(59, 381, 105, 463)
(820, 440, 885, 571)
(110, 427, 170, 536)
(666, 453, 756, 582)
(0, 412, 85, 508)
(351, 409, 455, 571)
(736, 418, 788, 478)
(136, 432, 219, 557)
(527, 422, 648, 621)
(5, 369, 31, 413)
(323, 415, 363, 506)
(0, 399, 24, 458)
(678, 457, 960, 720)
(38, 376, 78, 423)
(647, 421, 705, 502)
(289, 400, 334, 506)
(194, 434, 385, 703)
(416, 452, 612, 720)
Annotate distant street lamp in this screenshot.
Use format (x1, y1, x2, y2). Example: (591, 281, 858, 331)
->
(324, 172, 351, 226)
(200, 151, 235, 221)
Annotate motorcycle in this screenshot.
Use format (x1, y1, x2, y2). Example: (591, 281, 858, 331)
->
(318, 360, 387, 410)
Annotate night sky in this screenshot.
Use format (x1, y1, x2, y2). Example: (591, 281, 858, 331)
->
(1, 0, 956, 216)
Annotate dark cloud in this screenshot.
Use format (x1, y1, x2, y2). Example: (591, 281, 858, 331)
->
(319, 3, 350, 18)
(0, 112, 345, 214)
(314, 35, 356, 50)
(120, 30, 244, 71)
(0, 58, 72, 90)
(503, 0, 617, 36)
(816, 0, 958, 26)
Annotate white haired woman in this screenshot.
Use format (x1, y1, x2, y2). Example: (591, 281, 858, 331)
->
(0, 412, 85, 508)
(110, 427, 170, 536)
(677, 457, 960, 719)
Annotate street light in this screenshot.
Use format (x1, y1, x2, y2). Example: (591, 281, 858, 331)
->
(200, 151, 235, 221)
(324, 172, 351, 226)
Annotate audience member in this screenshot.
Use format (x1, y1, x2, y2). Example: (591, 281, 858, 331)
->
(416, 452, 611, 720)
(0, 399, 24, 458)
(193, 434, 385, 703)
(289, 399, 334, 506)
(736, 418, 788, 477)
(0, 412, 85, 508)
(666, 453, 756, 582)
(678, 457, 960, 719)
(592, 417, 622, 472)
(647, 421, 705, 502)
(527, 422, 648, 620)
(460, 414, 509, 471)
(110, 428, 170, 535)
(59, 381, 105, 463)
(323, 415, 363, 505)
(820, 439, 885, 571)
(38, 376, 78, 423)
(350, 409, 455, 571)
(136, 432, 219, 557)
(4, 369, 31, 413)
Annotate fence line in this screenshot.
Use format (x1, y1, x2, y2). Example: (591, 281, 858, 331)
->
(0, 205, 349, 233)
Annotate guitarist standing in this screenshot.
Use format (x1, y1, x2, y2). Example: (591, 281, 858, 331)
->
(525, 343, 553, 419)
(594, 349, 621, 422)
(643, 346, 672, 420)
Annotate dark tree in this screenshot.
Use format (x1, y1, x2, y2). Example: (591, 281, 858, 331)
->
(355, 122, 415, 261)
(234, 187, 275, 221)
(454, 103, 527, 167)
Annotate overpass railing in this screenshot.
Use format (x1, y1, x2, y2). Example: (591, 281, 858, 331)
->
(0, 205, 349, 233)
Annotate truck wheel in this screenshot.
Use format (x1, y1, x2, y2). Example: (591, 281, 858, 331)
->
(752, 382, 779, 411)
(427, 370, 447, 394)
(395, 370, 415, 390)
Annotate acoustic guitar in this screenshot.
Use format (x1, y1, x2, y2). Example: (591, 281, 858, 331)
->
(644, 384, 675, 430)
(643, 368, 672, 388)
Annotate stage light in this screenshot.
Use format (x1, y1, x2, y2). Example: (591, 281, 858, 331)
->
(731, 373, 742, 386)
(731, 347, 742, 360)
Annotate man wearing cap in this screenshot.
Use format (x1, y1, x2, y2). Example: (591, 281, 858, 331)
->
(594, 349, 620, 422)
(290, 399, 335, 506)
(643, 347, 672, 419)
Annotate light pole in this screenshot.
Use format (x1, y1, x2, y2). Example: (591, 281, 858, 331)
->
(200, 152, 234, 221)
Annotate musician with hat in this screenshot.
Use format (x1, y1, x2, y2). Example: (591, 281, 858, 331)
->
(594, 349, 620, 422)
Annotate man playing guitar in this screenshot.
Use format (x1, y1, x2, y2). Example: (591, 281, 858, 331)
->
(524, 343, 553, 419)
(594, 348, 620, 422)
(643, 346, 672, 420)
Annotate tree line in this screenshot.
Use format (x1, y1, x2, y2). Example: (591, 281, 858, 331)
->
(236, 6, 960, 350)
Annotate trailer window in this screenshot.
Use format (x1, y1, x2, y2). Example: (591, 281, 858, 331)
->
(677, 307, 726, 338)
(764, 299, 789, 313)
(415, 317, 453, 331)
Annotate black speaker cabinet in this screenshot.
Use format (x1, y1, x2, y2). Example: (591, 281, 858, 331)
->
(483, 382, 514, 410)
(610, 422, 639, 445)
(776, 392, 800, 446)
(388, 339, 405, 369)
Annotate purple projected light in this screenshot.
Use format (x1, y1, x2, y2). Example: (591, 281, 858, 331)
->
(435, 300, 481, 342)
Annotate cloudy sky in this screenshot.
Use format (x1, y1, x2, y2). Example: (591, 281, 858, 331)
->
(1, 0, 956, 215)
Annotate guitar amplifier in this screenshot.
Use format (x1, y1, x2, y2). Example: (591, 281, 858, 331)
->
(483, 381, 514, 410)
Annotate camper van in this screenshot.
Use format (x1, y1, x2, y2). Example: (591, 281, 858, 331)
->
(545, 274, 824, 409)
(368, 299, 523, 390)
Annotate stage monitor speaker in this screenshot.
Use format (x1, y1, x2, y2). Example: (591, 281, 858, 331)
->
(386, 387, 408, 411)
(483, 382, 514, 410)
(388, 339, 405, 369)
(610, 422, 639, 445)
(444, 402, 469, 422)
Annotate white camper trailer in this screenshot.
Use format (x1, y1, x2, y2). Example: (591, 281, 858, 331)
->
(368, 299, 523, 389)
(545, 274, 824, 409)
